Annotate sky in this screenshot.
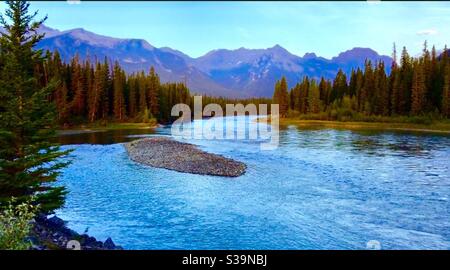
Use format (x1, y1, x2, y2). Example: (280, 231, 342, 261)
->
(1, 1, 449, 58)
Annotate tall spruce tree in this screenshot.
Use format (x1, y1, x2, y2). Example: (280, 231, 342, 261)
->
(112, 61, 125, 121)
(442, 65, 450, 118)
(411, 62, 426, 115)
(278, 77, 289, 117)
(0, 1, 69, 212)
(147, 66, 159, 118)
(307, 80, 321, 114)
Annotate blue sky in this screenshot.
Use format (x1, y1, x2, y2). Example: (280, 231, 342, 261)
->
(1, 1, 449, 58)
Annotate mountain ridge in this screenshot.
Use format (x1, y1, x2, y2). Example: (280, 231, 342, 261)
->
(2, 25, 393, 98)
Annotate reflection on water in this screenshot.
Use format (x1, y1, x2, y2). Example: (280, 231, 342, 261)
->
(55, 116, 450, 250)
(55, 129, 158, 145)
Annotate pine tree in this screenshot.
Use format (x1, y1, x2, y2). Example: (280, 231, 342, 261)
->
(390, 67, 401, 115)
(84, 59, 94, 120)
(147, 66, 159, 118)
(278, 76, 289, 117)
(88, 62, 103, 122)
(411, 62, 426, 115)
(138, 71, 147, 116)
(392, 42, 398, 68)
(127, 76, 137, 118)
(354, 68, 364, 110)
(360, 61, 373, 113)
(299, 77, 310, 114)
(307, 80, 321, 114)
(70, 54, 86, 117)
(429, 45, 441, 110)
(100, 58, 111, 120)
(0, 1, 69, 212)
(375, 62, 389, 115)
(55, 81, 69, 123)
(331, 69, 347, 102)
(318, 77, 327, 102)
(348, 69, 357, 97)
(442, 66, 450, 117)
(289, 87, 295, 110)
(112, 61, 125, 121)
(398, 47, 413, 114)
(272, 80, 280, 106)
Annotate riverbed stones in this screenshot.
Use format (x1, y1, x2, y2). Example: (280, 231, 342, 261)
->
(124, 137, 246, 177)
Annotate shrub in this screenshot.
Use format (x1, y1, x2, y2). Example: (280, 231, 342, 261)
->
(0, 198, 38, 250)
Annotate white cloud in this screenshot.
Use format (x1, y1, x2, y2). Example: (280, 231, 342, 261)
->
(67, 0, 81, 5)
(417, 29, 439, 36)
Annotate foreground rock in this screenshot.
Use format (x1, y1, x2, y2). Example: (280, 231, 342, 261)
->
(125, 137, 246, 177)
(30, 215, 123, 250)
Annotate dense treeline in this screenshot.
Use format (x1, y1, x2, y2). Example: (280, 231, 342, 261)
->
(36, 42, 450, 124)
(40, 52, 191, 125)
(38, 51, 274, 125)
(41, 51, 275, 125)
(273, 43, 450, 121)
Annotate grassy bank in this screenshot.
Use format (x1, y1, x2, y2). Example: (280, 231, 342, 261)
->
(279, 119, 450, 134)
(57, 121, 158, 136)
(259, 115, 450, 134)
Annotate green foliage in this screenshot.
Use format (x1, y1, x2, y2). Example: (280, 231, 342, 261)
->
(275, 42, 450, 122)
(0, 1, 70, 213)
(273, 76, 289, 117)
(0, 198, 38, 250)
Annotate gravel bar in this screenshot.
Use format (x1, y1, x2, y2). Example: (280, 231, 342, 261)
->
(124, 137, 246, 177)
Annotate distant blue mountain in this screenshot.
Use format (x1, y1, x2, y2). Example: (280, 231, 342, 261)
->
(16, 25, 392, 98)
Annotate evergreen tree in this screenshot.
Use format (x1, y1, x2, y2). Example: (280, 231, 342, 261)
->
(331, 69, 347, 102)
(307, 80, 321, 114)
(147, 66, 159, 118)
(272, 80, 280, 106)
(398, 47, 413, 114)
(360, 61, 374, 113)
(374, 62, 389, 115)
(88, 62, 103, 122)
(112, 61, 125, 121)
(55, 81, 69, 123)
(348, 69, 357, 97)
(390, 66, 401, 115)
(278, 76, 289, 117)
(100, 58, 111, 120)
(411, 62, 426, 115)
(442, 66, 450, 117)
(299, 77, 309, 114)
(138, 71, 147, 113)
(70, 54, 85, 117)
(0, 1, 69, 212)
(127, 76, 137, 118)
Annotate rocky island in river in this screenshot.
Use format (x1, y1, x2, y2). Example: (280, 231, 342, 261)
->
(125, 137, 246, 177)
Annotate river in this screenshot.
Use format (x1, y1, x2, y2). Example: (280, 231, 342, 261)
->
(55, 116, 450, 249)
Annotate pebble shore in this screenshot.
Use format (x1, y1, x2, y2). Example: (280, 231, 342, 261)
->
(30, 215, 123, 250)
(125, 137, 246, 177)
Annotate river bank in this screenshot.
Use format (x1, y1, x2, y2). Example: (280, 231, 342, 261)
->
(280, 119, 450, 134)
(258, 116, 450, 134)
(125, 137, 246, 177)
(30, 215, 123, 250)
(57, 122, 159, 136)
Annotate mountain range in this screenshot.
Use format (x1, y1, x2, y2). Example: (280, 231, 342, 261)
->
(1, 25, 393, 98)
